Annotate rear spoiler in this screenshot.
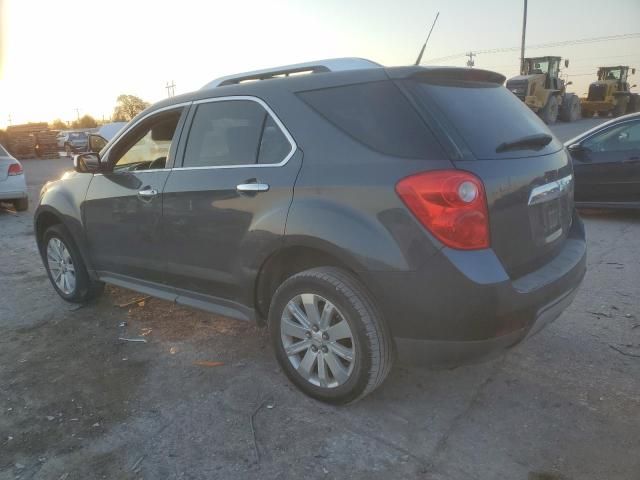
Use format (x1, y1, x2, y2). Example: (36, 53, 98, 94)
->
(387, 66, 506, 85)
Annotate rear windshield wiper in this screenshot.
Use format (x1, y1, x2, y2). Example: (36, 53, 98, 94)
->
(496, 133, 552, 153)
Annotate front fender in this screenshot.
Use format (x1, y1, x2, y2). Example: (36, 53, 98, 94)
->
(35, 173, 95, 277)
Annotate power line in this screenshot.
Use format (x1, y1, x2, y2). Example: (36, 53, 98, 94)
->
(424, 32, 640, 64)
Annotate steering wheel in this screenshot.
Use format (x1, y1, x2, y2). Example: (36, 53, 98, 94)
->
(148, 156, 167, 170)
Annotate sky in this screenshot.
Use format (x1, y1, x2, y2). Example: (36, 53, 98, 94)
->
(0, 0, 639, 128)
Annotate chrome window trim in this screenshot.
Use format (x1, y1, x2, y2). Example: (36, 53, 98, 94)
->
(528, 174, 573, 206)
(172, 95, 297, 171)
(100, 101, 192, 163)
(93, 168, 171, 177)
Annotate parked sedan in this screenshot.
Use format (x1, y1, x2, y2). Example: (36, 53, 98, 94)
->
(0, 143, 28, 211)
(567, 112, 640, 208)
(61, 131, 89, 155)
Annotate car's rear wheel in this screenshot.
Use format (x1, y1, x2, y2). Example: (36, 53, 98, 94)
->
(13, 197, 28, 212)
(43, 225, 104, 303)
(269, 267, 393, 404)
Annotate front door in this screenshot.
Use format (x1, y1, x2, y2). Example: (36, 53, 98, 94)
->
(83, 106, 187, 283)
(573, 119, 640, 203)
(162, 98, 301, 305)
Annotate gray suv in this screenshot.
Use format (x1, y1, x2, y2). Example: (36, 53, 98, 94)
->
(35, 58, 586, 404)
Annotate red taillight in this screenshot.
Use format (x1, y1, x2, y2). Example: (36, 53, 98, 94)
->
(395, 169, 490, 250)
(8, 163, 23, 176)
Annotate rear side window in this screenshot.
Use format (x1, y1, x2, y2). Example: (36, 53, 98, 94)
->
(297, 81, 445, 159)
(183, 99, 292, 167)
(405, 80, 563, 160)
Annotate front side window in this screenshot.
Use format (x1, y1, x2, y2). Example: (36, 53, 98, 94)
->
(111, 109, 183, 171)
(183, 99, 291, 168)
(583, 121, 640, 153)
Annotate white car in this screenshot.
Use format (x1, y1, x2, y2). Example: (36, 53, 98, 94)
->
(0, 144, 28, 211)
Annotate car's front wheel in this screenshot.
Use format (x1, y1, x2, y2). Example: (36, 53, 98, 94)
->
(269, 267, 394, 404)
(42, 225, 104, 303)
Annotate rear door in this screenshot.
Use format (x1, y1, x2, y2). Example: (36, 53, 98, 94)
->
(572, 119, 640, 203)
(162, 97, 301, 304)
(402, 77, 574, 278)
(83, 106, 188, 283)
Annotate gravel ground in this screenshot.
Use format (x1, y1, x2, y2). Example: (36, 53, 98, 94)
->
(0, 119, 638, 480)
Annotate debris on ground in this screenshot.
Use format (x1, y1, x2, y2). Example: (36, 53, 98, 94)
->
(587, 311, 612, 318)
(130, 455, 145, 472)
(250, 396, 275, 463)
(609, 344, 640, 358)
(193, 360, 224, 367)
(118, 337, 148, 343)
(117, 296, 151, 308)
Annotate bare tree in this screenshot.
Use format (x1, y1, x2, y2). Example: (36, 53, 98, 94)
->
(113, 94, 150, 122)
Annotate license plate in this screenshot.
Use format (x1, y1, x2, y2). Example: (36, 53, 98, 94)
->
(543, 201, 562, 243)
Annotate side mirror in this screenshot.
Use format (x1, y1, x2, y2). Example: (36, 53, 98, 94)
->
(74, 153, 102, 173)
(88, 134, 108, 154)
(567, 143, 585, 155)
(564, 59, 569, 68)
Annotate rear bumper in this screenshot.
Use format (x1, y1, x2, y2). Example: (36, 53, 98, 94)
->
(0, 175, 28, 200)
(361, 212, 586, 365)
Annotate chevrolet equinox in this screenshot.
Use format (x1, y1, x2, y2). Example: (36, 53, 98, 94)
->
(35, 58, 586, 404)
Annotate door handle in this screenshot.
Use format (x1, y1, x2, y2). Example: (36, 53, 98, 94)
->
(137, 187, 159, 200)
(236, 183, 270, 193)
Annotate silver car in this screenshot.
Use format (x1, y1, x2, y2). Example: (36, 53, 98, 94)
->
(0, 143, 28, 211)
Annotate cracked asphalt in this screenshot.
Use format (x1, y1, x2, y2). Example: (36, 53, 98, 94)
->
(1, 119, 639, 479)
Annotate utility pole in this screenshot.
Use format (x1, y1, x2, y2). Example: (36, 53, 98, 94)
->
(165, 80, 176, 98)
(520, 0, 528, 75)
(7, 114, 12, 126)
(466, 52, 476, 68)
(74, 108, 80, 121)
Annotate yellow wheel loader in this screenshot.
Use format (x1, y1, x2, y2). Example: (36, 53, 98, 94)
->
(506, 56, 581, 124)
(580, 66, 638, 118)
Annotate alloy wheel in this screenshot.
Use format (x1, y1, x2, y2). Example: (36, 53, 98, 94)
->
(46, 237, 76, 295)
(280, 293, 355, 388)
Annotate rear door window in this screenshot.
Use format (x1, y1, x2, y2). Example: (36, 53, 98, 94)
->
(182, 99, 293, 168)
(297, 81, 445, 159)
(404, 80, 563, 160)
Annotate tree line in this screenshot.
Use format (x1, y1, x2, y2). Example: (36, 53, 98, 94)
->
(49, 94, 151, 131)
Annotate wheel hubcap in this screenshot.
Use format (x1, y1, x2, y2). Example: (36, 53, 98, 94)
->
(46, 237, 76, 295)
(281, 293, 355, 388)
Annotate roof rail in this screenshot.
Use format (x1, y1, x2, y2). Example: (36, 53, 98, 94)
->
(201, 57, 382, 89)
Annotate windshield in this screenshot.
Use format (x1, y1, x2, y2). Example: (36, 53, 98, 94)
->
(599, 68, 622, 80)
(404, 80, 562, 160)
(526, 59, 549, 75)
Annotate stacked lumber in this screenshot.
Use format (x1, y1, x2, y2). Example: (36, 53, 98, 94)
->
(35, 131, 60, 159)
(6, 123, 58, 159)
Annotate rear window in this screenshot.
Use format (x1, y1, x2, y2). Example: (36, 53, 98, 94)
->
(404, 80, 562, 160)
(297, 81, 445, 159)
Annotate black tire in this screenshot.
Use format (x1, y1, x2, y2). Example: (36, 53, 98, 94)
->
(597, 111, 610, 118)
(64, 144, 73, 157)
(42, 224, 104, 303)
(540, 95, 559, 124)
(13, 197, 28, 212)
(613, 97, 629, 117)
(628, 94, 639, 114)
(269, 267, 394, 404)
(559, 94, 580, 122)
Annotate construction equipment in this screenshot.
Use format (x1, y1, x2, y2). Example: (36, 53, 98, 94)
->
(580, 66, 638, 118)
(505, 56, 581, 124)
